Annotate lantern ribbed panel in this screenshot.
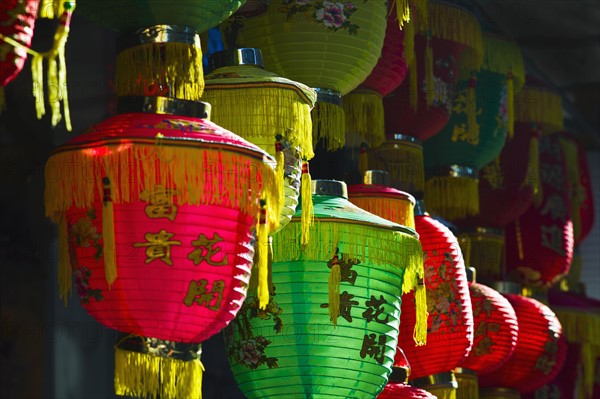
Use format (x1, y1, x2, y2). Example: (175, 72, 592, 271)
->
(348, 184, 416, 230)
(0, 0, 37, 86)
(505, 134, 574, 287)
(76, 0, 245, 32)
(461, 282, 518, 374)
(236, 0, 387, 96)
(378, 382, 438, 399)
(478, 294, 568, 394)
(226, 193, 424, 399)
(397, 215, 474, 379)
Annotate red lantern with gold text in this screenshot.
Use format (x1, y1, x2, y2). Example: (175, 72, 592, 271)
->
(505, 133, 574, 288)
(398, 200, 474, 398)
(383, 1, 483, 142)
(478, 284, 568, 395)
(44, 96, 280, 399)
(378, 347, 438, 399)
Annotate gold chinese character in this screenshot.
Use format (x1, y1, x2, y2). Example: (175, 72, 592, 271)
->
(540, 194, 567, 222)
(134, 229, 181, 266)
(183, 279, 225, 311)
(187, 233, 228, 266)
(540, 225, 566, 256)
(140, 186, 178, 221)
(540, 164, 566, 191)
(534, 354, 556, 375)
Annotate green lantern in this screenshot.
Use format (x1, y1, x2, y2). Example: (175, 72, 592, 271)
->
(225, 180, 425, 399)
(423, 32, 525, 221)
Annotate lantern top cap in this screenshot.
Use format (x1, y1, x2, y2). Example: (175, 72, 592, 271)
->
(208, 48, 264, 72)
(312, 179, 348, 199)
(314, 88, 342, 106)
(414, 200, 427, 216)
(363, 170, 390, 186)
(465, 267, 476, 283)
(388, 134, 422, 145)
(117, 96, 211, 120)
(427, 164, 476, 179)
(492, 281, 522, 295)
(410, 371, 458, 389)
(117, 25, 200, 53)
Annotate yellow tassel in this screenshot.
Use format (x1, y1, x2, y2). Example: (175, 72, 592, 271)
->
(521, 134, 542, 206)
(102, 177, 117, 288)
(455, 370, 479, 399)
(301, 162, 314, 247)
(506, 72, 515, 140)
(257, 205, 270, 310)
(358, 144, 369, 176)
(116, 41, 204, 101)
(515, 217, 524, 261)
(38, 0, 66, 19)
(328, 253, 341, 326)
(424, 386, 457, 399)
(312, 101, 345, 151)
(559, 137, 583, 241)
(424, 175, 480, 221)
(395, 0, 411, 29)
(58, 214, 71, 306)
(413, 280, 428, 345)
(343, 90, 385, 147)
(466, 77, 479, 145)
(114, 346, 204, 399)
(425, 36, 435, 107)
(275, 139, 285, 220)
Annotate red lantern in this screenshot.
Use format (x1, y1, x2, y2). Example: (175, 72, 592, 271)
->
(505, 133, 574, 288)
(398, 202, 474, 390)
(0, 0, 37, 89)
(478, 288, 568, 394)
(378, 347, 438, 399)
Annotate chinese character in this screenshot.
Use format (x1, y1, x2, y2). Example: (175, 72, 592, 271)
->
(183, 279, 225, 311)
(140, 186, 178, 221)
(188, 233, 228, 266)
(133, 229, 181, 266)
(541, 225, 566, 256)
(473, 336, 494, 356)
(320, 291, 359, 323)
(360, 333, 386, 365)
(534, 354, 557, 375)
(540, 164, 565, 191)
(540, 194, 567, 222)
(362, 295, 390, 324)
(327, 255, 359, 285)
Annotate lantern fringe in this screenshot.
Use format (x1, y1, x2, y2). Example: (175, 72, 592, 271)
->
(301, 162, 314, 247)
(102, 177, 117, 288)
(413, 282, 428, 345)
(515, 86, 564, 133)
(202, 66, 316, 159)
(312, 101, 345, 151)
(521, 135, 542, 206)
(343, 90, 385, 148)
(39, 0, 65, 19)
(116, 41, 204, 101)
(457, 233, 504, 281)
(424, 176, 479, 220)
(395, 0, 411, 29)
(114, 347, 204, 399)
(58, 215, 71, 305)
(348, 197, 415, 230)
(328, 255, 341, 326)
(423, 386, 457, 399)
(257, 206, 270, 309)
(455, 371, 479, 399)
(425, 38, 435, 107)
(370, 141, 425, 194)
(506, 73, 515, 139)
(559, 138, 583, 241)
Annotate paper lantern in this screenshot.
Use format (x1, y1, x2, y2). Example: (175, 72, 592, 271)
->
(44, 96, 280, 398)
(366, 134, 425, 198)
(457, 227, 505, 285)
(226, 180, 425, 399)
(398, 201, 474, 388)
(202, 47, 316, 234)
(235, 0, 388, 150)
(383, 1, 483, 142)
(77, 0, 245, 101)
(423, 33, 525, 221)
(505, 133, 574, 288)
(478, 285, 568, 394)
(378, 347, 438, 399)
(348, 170, 417, 230)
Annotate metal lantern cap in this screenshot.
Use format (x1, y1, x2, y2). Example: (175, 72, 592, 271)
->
(427, 164, 477, 179)
(363, 170, 391, 186)
(311, 179, 348, 199)
(389, 134, 422, 145)
(414, 200, 427, 216)
(410, 371, 458, 389)
(117, 96, 211, 119)
(314, 88, 342, 106)
(465, 267, 476, 283)
(208, 48, 264, 72)
(117, 24, 200, 53)
(492, 281, 522, 295)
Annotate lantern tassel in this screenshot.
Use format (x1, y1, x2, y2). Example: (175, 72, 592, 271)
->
(257, 204, 270, 310)
(424, 176, 479, 220)
(406, 21, 418, 111)
(506, 72, 515, 140)
(425, 36, 435, 107)
(39, 0, 66, 18)
(312, 101, 345, 151)
(102, 177, 117, 288)
(413, 280, 428, 345)
(328, 252, 341, 326)
(521, 134, 542, 206)
(358, 144, 369, 176)
(343, 90, 385, 147)
(58, 214, 72, 305)
(301, 162, 314, 247)
(275, 138, 285, 217)
(559, 137, 583, 241)
(466, 77, 479, 145)
(395, 0, 411, 29)
(350, 196, 416, 230)
(114, 346, 204, 399)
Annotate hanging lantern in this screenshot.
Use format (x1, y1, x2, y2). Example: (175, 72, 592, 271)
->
(44, 96, 280, 398)
(234, 0, 388, 151)
(505, 133, 574, 288)
(478, 283, 568, 395)
(457, 227, 505, 285)
(423, 33, 525, 221)
(378, 346, 438, 399)
(365, 134, 425, 198)
(226, 179, 425, 399)
(201, 47, 316, 234)
(383, 1, 483, 142)
(77, 0, 246, 100)
(558, 132, 595, 245)
(396, 200, 473, 398)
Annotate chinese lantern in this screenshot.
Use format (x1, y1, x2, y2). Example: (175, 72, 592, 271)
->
(383, 1, 483, 142)
(558, 132, 595, 245)
(423, 32, 525, 221)
(226, 180, 425, 399)
(235, 0, 388, 150)
(201, 47, 316, 234)
(478, 284, 568, 395)
(77, 0, 246, 100)
(505, 133, 574, 288)
(378, 347, 438, 399)
(457, 227, 506, 285)
(44, 96, 280, 398)
(397, 200, 474, 398)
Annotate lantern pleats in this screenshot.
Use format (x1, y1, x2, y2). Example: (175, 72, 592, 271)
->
(0, 0, 37, 87)
(377, 382, 438, 399)
(515, 84, 564, 135)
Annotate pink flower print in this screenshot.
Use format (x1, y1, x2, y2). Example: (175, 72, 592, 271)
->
(237, 339, 261, 368)
(316, 1, 346, 28)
